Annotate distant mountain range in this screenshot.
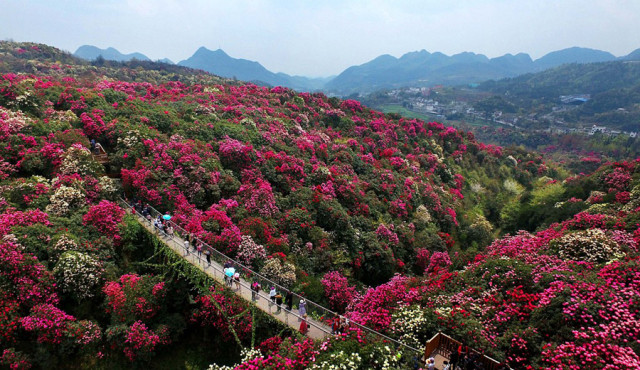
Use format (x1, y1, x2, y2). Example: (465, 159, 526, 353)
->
(75, 45, 640, 94)
(326, 47, 635, 95)
(75, 45, 174, 64)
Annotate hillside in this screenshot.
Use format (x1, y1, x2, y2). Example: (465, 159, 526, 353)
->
(479, 60, 640, 131)
(0, 41, 639, 369)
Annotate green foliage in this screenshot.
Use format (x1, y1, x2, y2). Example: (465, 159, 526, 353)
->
(10, 223, 53, 264)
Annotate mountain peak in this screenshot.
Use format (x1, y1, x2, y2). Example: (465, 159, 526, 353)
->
(621, 48, 640, 61)
(534, 47, 616, 70)
(74, 45, 150, 62)
(194, 47, 228, 55)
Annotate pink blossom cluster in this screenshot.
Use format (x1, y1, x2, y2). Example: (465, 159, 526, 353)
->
(122, 321, 169, 362)
(82, 200, 125, 242)
(321, 271, 359, 313)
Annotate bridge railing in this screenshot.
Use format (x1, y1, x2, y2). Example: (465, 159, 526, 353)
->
(120, 197, 424, 356)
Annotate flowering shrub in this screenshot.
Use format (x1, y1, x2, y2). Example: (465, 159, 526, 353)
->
(603, 167, 632, 192)
(414, 248, 431, 272)
(321, 271, 359, 313)
(310, 350, 362, 369)
(390, 305, 433, 349)
(53, 251, 103, 300)
(98, 176, 119, 199)
(122, 321, 168, 362)
(45, 185, 85, 216)
(0, 106, 32, 140)
(58, 143, 102, 176)
(375, 224, 399, 246)
(0, 208, 50, 237)
(68, 320, 102, 345)
(235, 235, 267, 268)
(346, 275, 418, 331)
(0, 241, 58, 311)
(414, 204, 432, 224)
(208, 347, 262, 370)
(586, 190, 606, 204)
(233, 337, 317, 370)
(552, 229, 622, 263)
(426, 251, 452, 273)
(50, 234, 79, 256)
(103, 274, 166, 323)
(238, 177, 279, 218)
(1, 348, 32, 370)
(260, 258, 296, 288)
(82, 200, 125, 242)
(20, 304, 75, 344)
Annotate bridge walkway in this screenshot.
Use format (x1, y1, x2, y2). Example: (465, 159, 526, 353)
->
(125, 203, 332, 340)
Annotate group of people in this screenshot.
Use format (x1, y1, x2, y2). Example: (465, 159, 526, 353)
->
(181, 233, 212, 265)
(154, 214, 174, 238)
(267, 286, 295, 314)
(330, 316, 351, 335)
(223, 260, 240, 290)
(132, 199, 151, 219)
(131, 200, 175, 239)
(251, 283, 309, 333)
(443, 349, 489, 370)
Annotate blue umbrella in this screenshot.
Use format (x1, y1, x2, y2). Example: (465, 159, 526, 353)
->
(162, 214, 171, 220)
(225, 267, 235, 277)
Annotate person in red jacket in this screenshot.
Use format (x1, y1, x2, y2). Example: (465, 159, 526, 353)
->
(299, 314, 308, 335)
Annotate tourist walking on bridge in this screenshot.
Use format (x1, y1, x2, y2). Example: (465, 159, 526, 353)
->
(224, 267, 235, 287)
(298, 299, 306, 320)
(285, 290, 293, 311)
(275, 292, 283, 313)
(332, 316, 339, 335)
(204, 249, 211, 266)
(233, 271, 240, 290)
(299, 314, 308, 335)
(269, 287, 277, 306)
(251, 281, 260, 301)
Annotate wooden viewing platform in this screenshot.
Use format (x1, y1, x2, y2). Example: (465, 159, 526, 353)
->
(92, 145, 109, 164)
(424, 332, 507, 370)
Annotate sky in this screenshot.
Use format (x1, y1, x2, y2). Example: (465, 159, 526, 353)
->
(1, 0, 639, 77)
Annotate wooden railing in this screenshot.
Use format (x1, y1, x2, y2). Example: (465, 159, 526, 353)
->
(424, 332, 441, 359)
(92, 145, 109, 164)
(424, 332, 506, 370)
